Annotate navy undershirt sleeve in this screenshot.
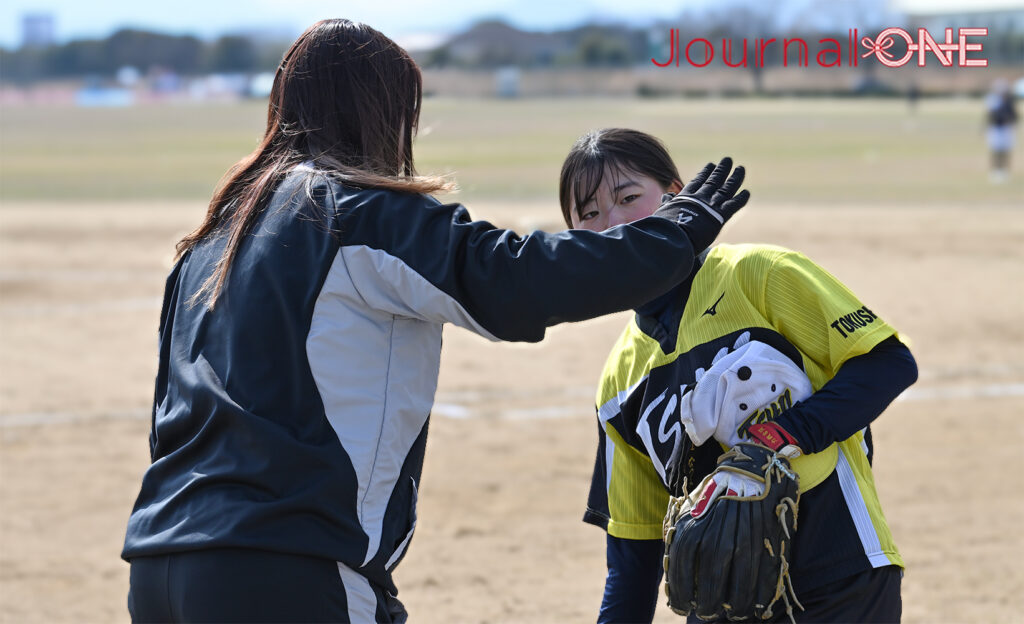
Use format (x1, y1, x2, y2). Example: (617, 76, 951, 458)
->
(599, 535, 664, 624)
(774, 336, 917, 454)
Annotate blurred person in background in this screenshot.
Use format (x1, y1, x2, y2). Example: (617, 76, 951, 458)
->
(558, 128, 917, 624)
(120, 19, 749, 623)
(986, 78, 1018, 183)
(906, 82, 920, 113)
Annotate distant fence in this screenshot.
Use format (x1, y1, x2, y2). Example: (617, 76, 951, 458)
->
(1, 66, 1019, 107)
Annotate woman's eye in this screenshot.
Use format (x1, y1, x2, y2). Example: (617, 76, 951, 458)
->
(622, 194, 640, 204)
(580, 211, 599, 221)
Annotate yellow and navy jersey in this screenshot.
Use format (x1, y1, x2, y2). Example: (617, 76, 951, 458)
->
(583, 243, 904, 592)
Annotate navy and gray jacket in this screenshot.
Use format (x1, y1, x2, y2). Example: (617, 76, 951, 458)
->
(121, 163, 700, 593)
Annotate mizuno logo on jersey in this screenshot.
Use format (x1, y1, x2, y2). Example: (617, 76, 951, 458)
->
(736, 388, 795, 436)
(703, 292, 725, 317)
(830, 306, 878, 338)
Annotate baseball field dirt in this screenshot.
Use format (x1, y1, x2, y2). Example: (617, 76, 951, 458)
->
(1, 198, 1021, 622)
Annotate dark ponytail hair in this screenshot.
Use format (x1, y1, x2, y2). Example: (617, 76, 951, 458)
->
(558, 128, 681, 228)
(179, 19, 452, 308)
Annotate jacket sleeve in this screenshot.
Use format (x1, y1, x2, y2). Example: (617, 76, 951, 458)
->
(332, 187, 698, 342)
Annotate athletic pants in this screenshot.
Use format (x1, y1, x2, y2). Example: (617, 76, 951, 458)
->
(127, 547, 405, 623)
(685, 565, 902, 623)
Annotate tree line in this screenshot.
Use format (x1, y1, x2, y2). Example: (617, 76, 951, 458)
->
(0, 29, 288, 84)
(1, 17, 1020, 85)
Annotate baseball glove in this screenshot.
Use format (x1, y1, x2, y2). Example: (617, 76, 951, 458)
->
(663, 442, 802, 623)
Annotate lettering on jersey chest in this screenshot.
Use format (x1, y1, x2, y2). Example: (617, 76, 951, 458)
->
(737, 387, 795, 432)
(621, 327, 803, 481)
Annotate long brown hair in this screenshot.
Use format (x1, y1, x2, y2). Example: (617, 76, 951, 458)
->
(558, 128, 680, 228)
(179, 19, 452, 308)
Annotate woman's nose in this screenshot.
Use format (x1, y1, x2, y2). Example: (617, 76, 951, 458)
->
(607, 214, 628, 229)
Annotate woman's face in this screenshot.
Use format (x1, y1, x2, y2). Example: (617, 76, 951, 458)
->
(569, 166, 682, 232)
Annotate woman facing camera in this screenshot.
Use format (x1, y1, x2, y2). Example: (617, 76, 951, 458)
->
(559, 128, 916, 623)
(121, 21, 749, 623)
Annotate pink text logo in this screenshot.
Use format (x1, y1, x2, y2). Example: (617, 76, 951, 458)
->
(860, 27, 987, 67)
(652, 27, 988, 69)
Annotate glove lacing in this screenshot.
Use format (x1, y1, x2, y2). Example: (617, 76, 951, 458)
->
(661, 453, 806, 624)
(764, 492, 803, 624)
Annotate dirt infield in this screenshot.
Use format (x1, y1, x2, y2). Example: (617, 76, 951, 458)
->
(1, 200, 1022, 622)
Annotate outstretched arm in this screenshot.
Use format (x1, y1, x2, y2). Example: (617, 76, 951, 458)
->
(330, 158, 748, 342)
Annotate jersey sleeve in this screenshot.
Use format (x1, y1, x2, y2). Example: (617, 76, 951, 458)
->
(773, 336, 918, 454)
(584, 404, 670, 541)
(762, 251, 900, 380)
(330, 184, 698, 343)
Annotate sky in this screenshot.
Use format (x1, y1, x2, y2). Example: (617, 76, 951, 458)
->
(2, 0, 1022, 49)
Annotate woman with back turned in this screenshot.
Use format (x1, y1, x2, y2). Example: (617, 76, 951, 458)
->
(120, 20, 749, 623)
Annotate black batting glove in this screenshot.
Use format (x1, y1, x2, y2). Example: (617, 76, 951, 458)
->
(652, 157, 750, 253)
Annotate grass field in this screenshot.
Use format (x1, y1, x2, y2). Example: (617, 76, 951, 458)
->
(1, 97, 1020, 205)
(0, 98, 1022, 623)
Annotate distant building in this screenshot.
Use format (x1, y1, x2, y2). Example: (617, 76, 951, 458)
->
(906, 7, 1024, 66)
(21, 13, 55, 49)
(494, 66, 521, 98)
(907, 7, 1024, 34)
(444, 20, 568, 67)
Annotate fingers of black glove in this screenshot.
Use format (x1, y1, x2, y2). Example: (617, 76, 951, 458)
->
(700, 157, 734, 195)
(681, 162, 716, 194)
(727, 498, 759, 620)
(711, 165, 745, 204)
(717, 189, 751, 223)
(695, 501, 735, 620)
(668, 516, 703, 612)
